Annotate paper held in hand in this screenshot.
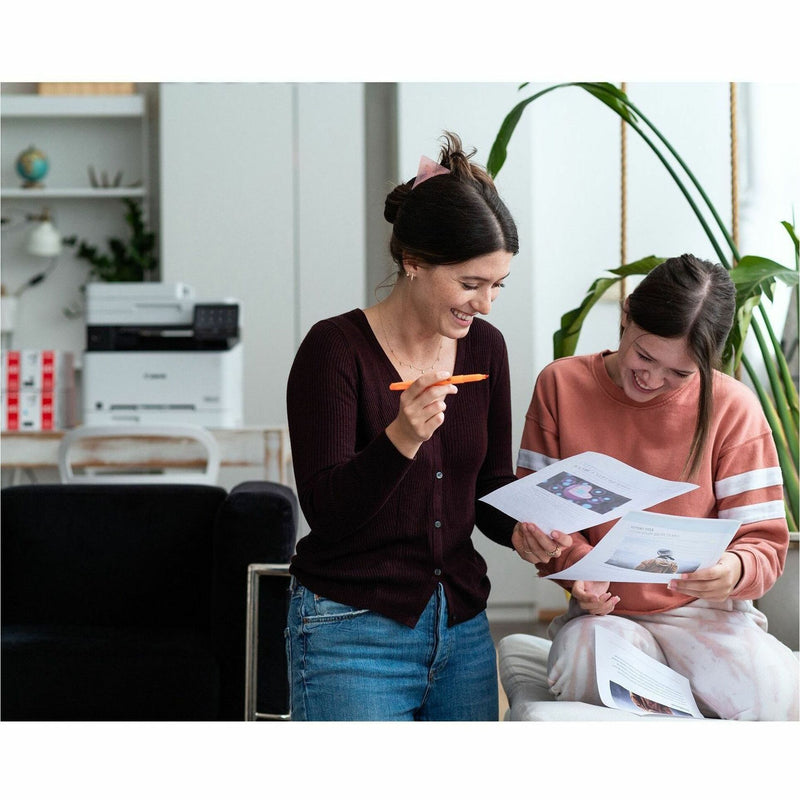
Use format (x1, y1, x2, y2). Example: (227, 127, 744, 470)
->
(479, 451, 698, 534)
(546, 510, 739, 583)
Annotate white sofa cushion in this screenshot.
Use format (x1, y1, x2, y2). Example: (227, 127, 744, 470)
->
(498, 633, 693, 722)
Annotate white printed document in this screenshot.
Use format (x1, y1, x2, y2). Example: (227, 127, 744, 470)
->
(546, 510, 740, 583)
(595, 627, 704, 718)
(479, 451, 697, 534)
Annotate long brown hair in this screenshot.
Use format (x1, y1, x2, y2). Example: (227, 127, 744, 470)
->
(626, 254, 735, 476)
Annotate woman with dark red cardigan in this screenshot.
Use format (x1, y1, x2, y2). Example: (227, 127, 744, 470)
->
(286, 132, 531, 720)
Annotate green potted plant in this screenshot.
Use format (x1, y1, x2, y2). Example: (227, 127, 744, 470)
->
(488, 82, 798, 531)
(67, 197, 158, 283)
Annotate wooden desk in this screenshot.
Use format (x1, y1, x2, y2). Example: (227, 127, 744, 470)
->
(0, 427, 293, 487)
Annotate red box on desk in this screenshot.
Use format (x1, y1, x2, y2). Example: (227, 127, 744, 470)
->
(2, 350, 76, 392)
(2, 390, 77, 431)
(1, 350, 77, 431)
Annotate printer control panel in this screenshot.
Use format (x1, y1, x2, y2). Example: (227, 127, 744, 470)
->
(193, 304, 239, 340)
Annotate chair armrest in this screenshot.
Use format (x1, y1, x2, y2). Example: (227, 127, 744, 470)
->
(211, 481, 298, 720)
(245, 563, 292, 721)
(219, 481, 298, 562)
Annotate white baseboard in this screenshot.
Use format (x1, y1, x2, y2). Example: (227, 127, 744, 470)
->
(486, 603, 539, 624)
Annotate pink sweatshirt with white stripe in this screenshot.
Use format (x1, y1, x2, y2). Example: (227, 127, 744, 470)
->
(517, 351, 789, 616)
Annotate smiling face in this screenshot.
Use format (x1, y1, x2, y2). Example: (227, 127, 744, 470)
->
(609, 312, 698, 403)
(406, 250, 513, 338)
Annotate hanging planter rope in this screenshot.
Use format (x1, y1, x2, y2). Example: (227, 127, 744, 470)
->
(619, 81, 628, 302)
(730, 82, 739, 255)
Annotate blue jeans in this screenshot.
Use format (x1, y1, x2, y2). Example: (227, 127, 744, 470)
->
(286, 581, 498, 721)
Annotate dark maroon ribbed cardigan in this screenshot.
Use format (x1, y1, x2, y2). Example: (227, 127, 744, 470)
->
(286, 309, 518, 627)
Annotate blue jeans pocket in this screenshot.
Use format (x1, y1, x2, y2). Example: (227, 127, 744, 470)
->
(303, 592, 370, 625)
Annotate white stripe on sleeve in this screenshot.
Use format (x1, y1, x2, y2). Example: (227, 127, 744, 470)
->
(715, 467, 782, 498)
(517, 449, 558, 472)
(718, 500, 786, 524)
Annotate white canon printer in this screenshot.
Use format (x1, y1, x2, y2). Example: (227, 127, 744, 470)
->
(81, 282, 243, 427)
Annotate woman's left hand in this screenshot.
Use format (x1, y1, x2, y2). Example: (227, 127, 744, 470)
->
(668, 551, 743, 601)
(571, 580, 619, 615)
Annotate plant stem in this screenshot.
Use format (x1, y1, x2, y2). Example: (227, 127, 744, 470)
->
(743, 353, 799, 527)
(589, 85, 741, 263)
(581, 84, 732, 270)
(758, 302, 800, 417)
(750, 317, 799, 465)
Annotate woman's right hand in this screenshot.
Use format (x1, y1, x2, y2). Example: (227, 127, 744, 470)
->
(385, 371, 459, 459)
(513, 522, 573, 565)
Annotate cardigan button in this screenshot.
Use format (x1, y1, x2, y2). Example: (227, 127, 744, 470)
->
(435, 471, 443, 479)
(434, 569, 442, 576)
(434, 520, 442, 528)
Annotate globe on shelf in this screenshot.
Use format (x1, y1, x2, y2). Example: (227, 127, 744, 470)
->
(15, 145, 49, 188)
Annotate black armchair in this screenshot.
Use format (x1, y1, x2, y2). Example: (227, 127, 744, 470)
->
(1, 480, 297, 721)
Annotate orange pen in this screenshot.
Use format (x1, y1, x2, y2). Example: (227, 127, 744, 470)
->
(389, 373, 489, 391)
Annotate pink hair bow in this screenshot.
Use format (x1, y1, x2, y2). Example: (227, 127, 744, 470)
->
(413, 155, 449, 188)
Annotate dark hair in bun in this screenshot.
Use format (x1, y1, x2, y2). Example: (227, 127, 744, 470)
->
(384, 132, 518, 271)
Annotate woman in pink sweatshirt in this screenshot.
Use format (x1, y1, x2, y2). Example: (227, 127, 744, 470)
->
(514, 254, 798, 720)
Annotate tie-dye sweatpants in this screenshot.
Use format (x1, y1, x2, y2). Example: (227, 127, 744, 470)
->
(547, 597, 799, 720)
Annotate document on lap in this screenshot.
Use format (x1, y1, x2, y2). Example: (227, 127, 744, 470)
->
(595, 627, 705, 719)
(479, 451, 698, 534)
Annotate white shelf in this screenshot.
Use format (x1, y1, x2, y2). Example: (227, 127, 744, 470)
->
(1, 187, 146, 200)
(1, 94, 145, 118)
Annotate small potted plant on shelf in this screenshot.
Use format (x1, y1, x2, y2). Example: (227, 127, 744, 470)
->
(67, 197, 157, 283)
(63, 198, 158, 318)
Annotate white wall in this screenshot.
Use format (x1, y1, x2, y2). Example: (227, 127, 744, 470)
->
(158, 83, 366, 427)
(295, 84, 367, 340)
(396, 83, 545, 616)
(738, 83, 800, 367)
(523, 83, 735, 366)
